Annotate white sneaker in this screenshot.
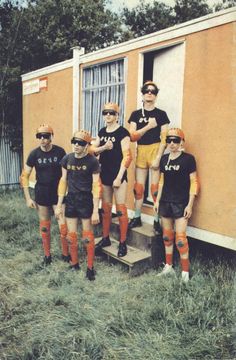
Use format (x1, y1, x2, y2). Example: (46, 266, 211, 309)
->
(181, 271, 189, 283)
(157, 264, 175, 277)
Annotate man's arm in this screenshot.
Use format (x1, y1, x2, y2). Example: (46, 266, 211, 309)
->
(129, 118, 157, 142)
(20, 165, 37, 208)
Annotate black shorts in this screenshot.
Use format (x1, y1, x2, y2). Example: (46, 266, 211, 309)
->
(35, 182, 59, 207)
(101, 170, 127, 186)
(159, 201, 187, 219)
(65, 191, 93, 219)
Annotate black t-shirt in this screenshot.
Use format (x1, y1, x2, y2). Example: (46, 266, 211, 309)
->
(98, 126, 130, 185)
(160, 152, 197, 203)
(26, 145, 66, 185)
(128, 107, 170, 145)
(61, 153, 100, 193)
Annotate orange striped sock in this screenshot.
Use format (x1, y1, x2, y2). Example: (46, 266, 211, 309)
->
(180, 258, 190, 272)
(83, 230, 95, 270)
(40, 220, 51, 257)
(67, 232, 78, 265)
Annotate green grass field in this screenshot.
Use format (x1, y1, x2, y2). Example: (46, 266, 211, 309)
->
(0, 189, 235, 360)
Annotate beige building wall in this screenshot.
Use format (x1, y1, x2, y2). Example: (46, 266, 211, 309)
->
(22, 67, 73, 182)
(182, 23, 236, 238)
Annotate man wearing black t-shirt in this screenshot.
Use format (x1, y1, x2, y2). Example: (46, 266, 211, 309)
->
(20, 125, 68, 265)
(92, 103, 132, 258)
(155, 128, 200, 282)
(55, 130, 101, 281)
(128, 81, 170, 232)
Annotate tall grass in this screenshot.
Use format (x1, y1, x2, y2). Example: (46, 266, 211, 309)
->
(0, 189, 235, 360)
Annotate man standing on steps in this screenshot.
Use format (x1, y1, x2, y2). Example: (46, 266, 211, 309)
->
(128, 81, 170, 232)
(92, 102, 132, 258)
(20, 124, 68, 265)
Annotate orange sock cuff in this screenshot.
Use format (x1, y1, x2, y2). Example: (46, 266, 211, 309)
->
(60, 223, 67, 236)
(39, 220, 51, 232)
(166, 253, 173, 265)
(67, 232, 78, 265)
(40, 220, 51, 257)
(181, 258, 190, 272)
(83, 230, 95, 270)
(163, 228, 174, 247)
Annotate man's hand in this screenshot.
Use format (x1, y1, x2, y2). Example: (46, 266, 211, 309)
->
(55, 205, 63, 219)
(148, 117, 157, 129)
(113, 177, 121, 188)
(184, 204, 193, 219)
(91, 210, 100, 225)
(26, 198, 37, 209)
(104, 140, 113, 151)
(151, 158, 160, 170)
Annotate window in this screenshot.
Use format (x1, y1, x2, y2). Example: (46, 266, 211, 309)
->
(82, 59, 125, 136)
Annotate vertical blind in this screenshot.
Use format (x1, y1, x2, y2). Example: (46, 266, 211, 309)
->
(82, 59, 125, 137)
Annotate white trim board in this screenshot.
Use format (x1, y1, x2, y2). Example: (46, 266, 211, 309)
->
(21, 59, 73, 82)
(125, 208, 236, 251)
(21, 8, 236, 81)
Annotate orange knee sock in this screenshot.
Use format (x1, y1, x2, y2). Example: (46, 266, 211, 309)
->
(60, 223, 69, 256)
(102, 202, 112, 238)
(175, 232, 189, 271)
(67, 232, 78, 265)
(116, 204, 128, 243)
(163, 228, 174, 265)
(40, 220, 51, 257)
(83, 230, 95, 270)
(180, 258, 190, 272)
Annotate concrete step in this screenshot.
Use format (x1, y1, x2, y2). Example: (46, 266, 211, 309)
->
(95, 237, 152, 276)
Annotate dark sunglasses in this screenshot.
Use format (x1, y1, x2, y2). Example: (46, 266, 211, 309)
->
(166, 137, 181, 144)
(36, 133, 51, 139)
(142, 88, 158, 95)
(71, 138, 87, 146)
(102, 110, 117, 116)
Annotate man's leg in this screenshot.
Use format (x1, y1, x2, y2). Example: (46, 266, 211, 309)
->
(175, 217, 189, 282)
(114, 181, 128, 257)
(38, 205, 52, 265)
(157, 217, 175, 276)
(66, 217, 80, 270)
(82, 218, 96, 281)
(95, 185, 113, 251)
(129, 167, 148, 229)
(53, 204, 69, 261)
(150, 168, 161, 232)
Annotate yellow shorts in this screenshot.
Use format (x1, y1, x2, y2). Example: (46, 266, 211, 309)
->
(136, 143, 160, 169)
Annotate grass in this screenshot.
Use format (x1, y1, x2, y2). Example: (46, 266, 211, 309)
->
(0, 189, 235, 360)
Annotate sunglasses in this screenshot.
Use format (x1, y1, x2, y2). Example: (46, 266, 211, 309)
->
(71, 138, 88, 146)
(142, 88, 158, 95)
(166, 137, 181, 144)
(102, 110, 117, 116)
(36, 133, 51, 139)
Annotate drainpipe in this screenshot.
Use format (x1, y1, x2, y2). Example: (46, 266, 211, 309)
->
(72, 46, 85, 132)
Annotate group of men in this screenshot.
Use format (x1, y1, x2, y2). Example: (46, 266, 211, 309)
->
(20, 81, 199, 282)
